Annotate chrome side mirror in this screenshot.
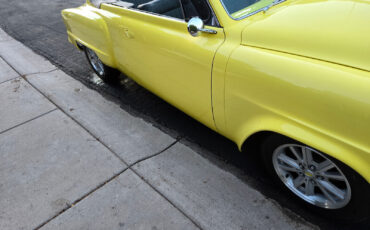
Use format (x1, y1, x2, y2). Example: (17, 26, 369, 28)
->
(187, 17, 217, 37)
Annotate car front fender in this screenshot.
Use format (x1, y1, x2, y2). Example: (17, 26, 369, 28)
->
(224, 45, 370, 183)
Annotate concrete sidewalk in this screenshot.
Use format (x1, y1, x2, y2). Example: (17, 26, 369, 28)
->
(0, 29, 316, 230)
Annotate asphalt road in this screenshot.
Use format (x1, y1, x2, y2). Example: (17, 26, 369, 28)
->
(0, 1, 367, 229)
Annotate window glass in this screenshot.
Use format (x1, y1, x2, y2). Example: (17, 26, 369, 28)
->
(93, 1, 184, 19)
(220, 0, 278, 19)
(180, 0, 218, 26)
(124, 0, 184, 19)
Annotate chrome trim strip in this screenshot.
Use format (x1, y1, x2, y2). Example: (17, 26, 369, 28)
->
(219, 0, 286, 21)
(134, 9, 186, 22)
(105, 3, 186, 23)
(105, 1, 221, 28)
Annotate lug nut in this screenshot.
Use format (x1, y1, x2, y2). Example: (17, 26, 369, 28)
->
(309, 165, 316, 171)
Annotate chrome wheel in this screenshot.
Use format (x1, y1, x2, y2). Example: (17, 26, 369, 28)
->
(86, 48, 104, 76)
(272, 144, 351, 209)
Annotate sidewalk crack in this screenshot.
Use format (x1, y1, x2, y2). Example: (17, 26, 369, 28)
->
(0, 76, 20, 85)
(23, 68, 59, 78)
(126, 137, 181, 168)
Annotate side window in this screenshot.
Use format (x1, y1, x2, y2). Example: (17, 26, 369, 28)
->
(134, 0, 185, 19)
(113, 0, 218, 25)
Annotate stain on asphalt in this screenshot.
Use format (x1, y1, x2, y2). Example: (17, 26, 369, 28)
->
(0, 1, 368, 229)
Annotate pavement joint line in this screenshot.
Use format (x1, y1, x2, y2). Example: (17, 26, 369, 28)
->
(34, 139, 184, 230)
(0, 55, 10, 63)
(1, 39, 202, 229)
(34, 165, 131, 230)
(117, 136, 205, 229)
(1, 56, 129, 167)
(0, 56, 20, 85)
(28, 78, 129, 166)
(130, 171, 204, 230)
(130, 160, 206, 230)
(0, 108, 58, 136)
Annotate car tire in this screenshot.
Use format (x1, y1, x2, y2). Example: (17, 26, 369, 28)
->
(261, 134, 370, 223)
(84, 47, 120, 83)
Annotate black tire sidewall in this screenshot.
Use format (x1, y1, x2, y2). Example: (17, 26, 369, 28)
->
(261, 134, 370, 223)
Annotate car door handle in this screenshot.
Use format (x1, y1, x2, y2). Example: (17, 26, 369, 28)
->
(187, 17, 217, 37)
(199, 28, 217, 34)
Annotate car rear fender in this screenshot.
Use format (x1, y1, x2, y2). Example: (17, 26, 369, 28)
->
(61, 4, 117, 68)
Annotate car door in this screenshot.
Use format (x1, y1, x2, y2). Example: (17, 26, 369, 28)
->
(105, 1, 225, 130)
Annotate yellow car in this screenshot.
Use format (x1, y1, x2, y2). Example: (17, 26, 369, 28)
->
(62, 0, 370, 221)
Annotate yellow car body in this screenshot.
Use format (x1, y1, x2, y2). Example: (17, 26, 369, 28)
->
(62, 0, 370, 183)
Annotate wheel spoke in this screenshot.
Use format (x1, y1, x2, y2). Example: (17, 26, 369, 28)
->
(277, 154, 301, 171)
(318, 160, 335, 172)
(279, 165, 300, 172)
(304, 180, 315, 196)
(289, 146, 302, 161)
(317, 182, 336, 203)
(293, 175, 305, 188)
(321, 172, 346, 181)
(303, 147, 313, 165)
(317, 179, 345, 200)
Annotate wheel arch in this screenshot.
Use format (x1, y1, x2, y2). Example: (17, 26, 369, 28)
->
(237, 116, 370, 183)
